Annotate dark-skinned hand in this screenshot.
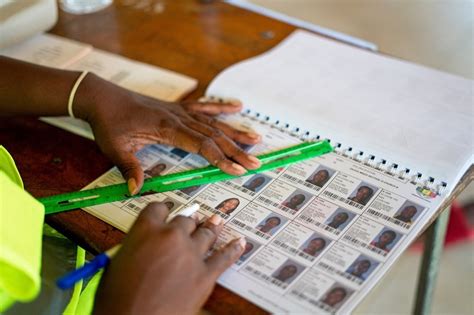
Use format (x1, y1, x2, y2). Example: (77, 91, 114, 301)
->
(93, 202, 245, 315)
(76, 74, 261, 194)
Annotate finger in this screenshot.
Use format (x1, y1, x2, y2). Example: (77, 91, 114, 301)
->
(106, 144, 144, 195)
(167, 215, 198, 235)
(134, 202, 169, 228)
(206, 237, 246, 278)
(184, 119, 261, 170)
(191, 215, 224, 255)
(170, 125, 248, 176)
(192, 113, 261, 145)
(182, 99, 242, 116)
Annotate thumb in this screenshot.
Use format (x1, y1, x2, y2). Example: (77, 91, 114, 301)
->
(111, 149, 144, 195)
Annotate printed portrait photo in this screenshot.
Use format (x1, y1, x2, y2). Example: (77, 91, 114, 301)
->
(299, 233, 331, 257)
(369, 227, 402, 253)
(144, 160, 172, 178)
(170, 147, 190, 159)
(281, 189, 313, 211)
(345, 255, 379, 281)
(215, 197, 241, 215)
(238, 238, 261, 263)
(324, 208, 356, 231)
(348, 182, 378, 206)
(242, 174, 272, 193)
(393, 200, 424, 224)
(305, 165, 336, 188)
(256, 213, 287, 236)
(319, 284, 353, 310)
(178, 185, 204, 198)
(271, 259, 305, 284)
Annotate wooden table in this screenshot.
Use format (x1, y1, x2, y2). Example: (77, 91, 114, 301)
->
(0, 1, 471, 314)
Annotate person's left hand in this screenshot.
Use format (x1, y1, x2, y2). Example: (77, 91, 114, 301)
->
(75, 74, 261, 194)
(93, 202, 245, 315)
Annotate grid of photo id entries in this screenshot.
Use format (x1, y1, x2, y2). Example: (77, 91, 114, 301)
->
(107, 146, 424, 313)
(96, 118, 428, 314)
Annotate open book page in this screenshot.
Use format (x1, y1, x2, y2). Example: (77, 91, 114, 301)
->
(1, 34, 198, 139)
(0, 33, 92, 68)
(83, 114, 446, 314)
(206, 30, 473, 190)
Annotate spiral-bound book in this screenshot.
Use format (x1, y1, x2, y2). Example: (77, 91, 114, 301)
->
(82, 30, 472, 314)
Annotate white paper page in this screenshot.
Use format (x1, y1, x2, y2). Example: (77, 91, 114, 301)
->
(0, 33, 92, 68)
(206, 30, 474, 189)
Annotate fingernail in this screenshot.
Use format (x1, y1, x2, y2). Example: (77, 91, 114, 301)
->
(209, 214, 223, 225)
(238, 237, 247, 249)
(246, 132, 260, 140)
(127, 178, 139, 195)
(247, 155, 261, 167)
(231, 163, 247, 175)
(228, 98, 242, 106)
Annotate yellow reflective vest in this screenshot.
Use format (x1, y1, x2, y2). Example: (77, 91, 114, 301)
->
(0, 146, 44, 311)
(0, 146, 99, 314)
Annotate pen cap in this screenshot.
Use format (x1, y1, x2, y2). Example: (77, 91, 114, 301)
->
(56, 253, 109, 290)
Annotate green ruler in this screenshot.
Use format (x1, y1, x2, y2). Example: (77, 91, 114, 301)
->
(39, 141, 333, 215)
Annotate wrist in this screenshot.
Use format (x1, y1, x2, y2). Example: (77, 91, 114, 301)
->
(73, 72, 108, 122)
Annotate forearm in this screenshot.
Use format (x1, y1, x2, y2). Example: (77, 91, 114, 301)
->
(0, 55, 262, 186)
(0, 56, 101, 120)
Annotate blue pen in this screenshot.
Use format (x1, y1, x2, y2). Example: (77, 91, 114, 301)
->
(57, 203, 201, 290)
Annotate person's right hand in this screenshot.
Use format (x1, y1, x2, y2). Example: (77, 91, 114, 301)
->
(74, 73, 262, 195)
(93, 202, 246, 315)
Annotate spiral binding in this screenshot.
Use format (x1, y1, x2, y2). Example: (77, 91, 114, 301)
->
(240, 107, 447, 195)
